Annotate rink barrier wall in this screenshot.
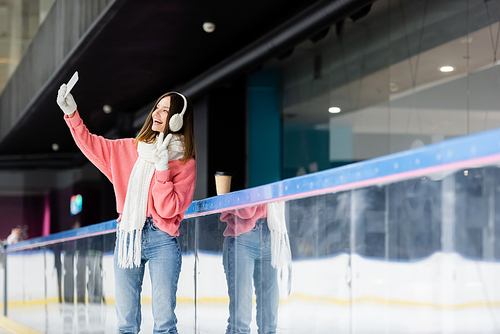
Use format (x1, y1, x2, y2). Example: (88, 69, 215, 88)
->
(6, 126, 500, 253)
(3, 128, 500, 332)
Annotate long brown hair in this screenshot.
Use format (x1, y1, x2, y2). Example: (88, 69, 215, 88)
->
(135, 92, 196, 164)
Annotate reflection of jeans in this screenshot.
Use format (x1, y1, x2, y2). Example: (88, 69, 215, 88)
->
(223, 218, 279, 334)
(114, 218, 181, 334)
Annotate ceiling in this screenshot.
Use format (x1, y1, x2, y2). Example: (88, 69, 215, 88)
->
(0, 0, 369, 166)
(2, 0, 499, 168)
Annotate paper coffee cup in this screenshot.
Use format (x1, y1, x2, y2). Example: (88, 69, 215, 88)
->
(215, 171, 232, 195)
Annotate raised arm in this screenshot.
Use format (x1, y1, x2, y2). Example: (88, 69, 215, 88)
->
(57, 84, 125, 182)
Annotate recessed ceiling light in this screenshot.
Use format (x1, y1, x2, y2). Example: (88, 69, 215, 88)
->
(103, 105, 112, 114)
(440, 66, 454, 72)
(329, 107, 341, 114)
(52, 143, 59, 151)
(203, 22, 215, 33)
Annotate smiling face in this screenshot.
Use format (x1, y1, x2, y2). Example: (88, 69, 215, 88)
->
(151, 96, 170, 133)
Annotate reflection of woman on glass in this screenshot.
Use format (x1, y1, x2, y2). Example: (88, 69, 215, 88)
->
(57, 85, 196, 333)
(220, 202, 290, 334)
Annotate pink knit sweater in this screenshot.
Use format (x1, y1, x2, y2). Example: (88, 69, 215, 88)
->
(220, 205, 267, 236)
(65, 110, 196, 236)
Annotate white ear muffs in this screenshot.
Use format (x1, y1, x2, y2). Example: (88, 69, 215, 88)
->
(169, 92, 187, 132)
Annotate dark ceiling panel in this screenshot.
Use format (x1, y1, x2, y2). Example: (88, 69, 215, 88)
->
(0, 0, 324, 160)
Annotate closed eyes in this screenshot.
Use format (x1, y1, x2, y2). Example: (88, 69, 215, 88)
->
(155, 106, 169, 113)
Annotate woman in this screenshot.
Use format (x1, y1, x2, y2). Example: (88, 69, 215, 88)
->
(219, 200, 291, 334)
(57, 85, 196, 334)
(220, 204, 279, 334)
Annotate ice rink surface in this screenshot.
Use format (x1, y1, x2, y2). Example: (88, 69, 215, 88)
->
(3, 251, 500, 333)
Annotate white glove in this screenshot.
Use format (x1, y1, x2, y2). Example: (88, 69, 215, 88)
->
(152, 133, 172, 171)
(56, 84, 77, 115)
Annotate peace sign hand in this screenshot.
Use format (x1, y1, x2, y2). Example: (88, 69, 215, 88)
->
(152, 133, 173, 171)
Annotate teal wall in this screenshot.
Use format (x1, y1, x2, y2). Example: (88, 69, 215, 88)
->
(329, 124, 353, 162)
(282, 124, 330, 180)
(247, 71, 281, 187)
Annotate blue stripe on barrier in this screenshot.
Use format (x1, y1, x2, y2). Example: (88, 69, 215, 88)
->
(184, 126, 500, 215)
(6, 219, 117, 252)
(7, 127, 500, 252)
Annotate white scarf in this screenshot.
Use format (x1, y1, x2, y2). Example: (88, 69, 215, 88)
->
(267, 200, 292, 268)
(117, 134, 185, 268)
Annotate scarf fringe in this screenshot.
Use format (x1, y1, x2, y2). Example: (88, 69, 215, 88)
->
(117, 229, 143, 269)
(270, 229, 292, 268)
(267, 201, 292, 269)
(267, 201, 293, 297)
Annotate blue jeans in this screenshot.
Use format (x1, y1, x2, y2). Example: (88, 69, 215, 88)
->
(223, 218, 279, 334)
(114, 217, 181, 334)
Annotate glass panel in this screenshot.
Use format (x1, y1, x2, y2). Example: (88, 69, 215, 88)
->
(286, 194, 351, 332)
(192, 198, 352, 333)
(6, 235, 113, 333)
(193, 213, 227, 332)
(5, 228, 198, 334)
(195, 204, 293, 333)
(177, 218, 197, 333)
